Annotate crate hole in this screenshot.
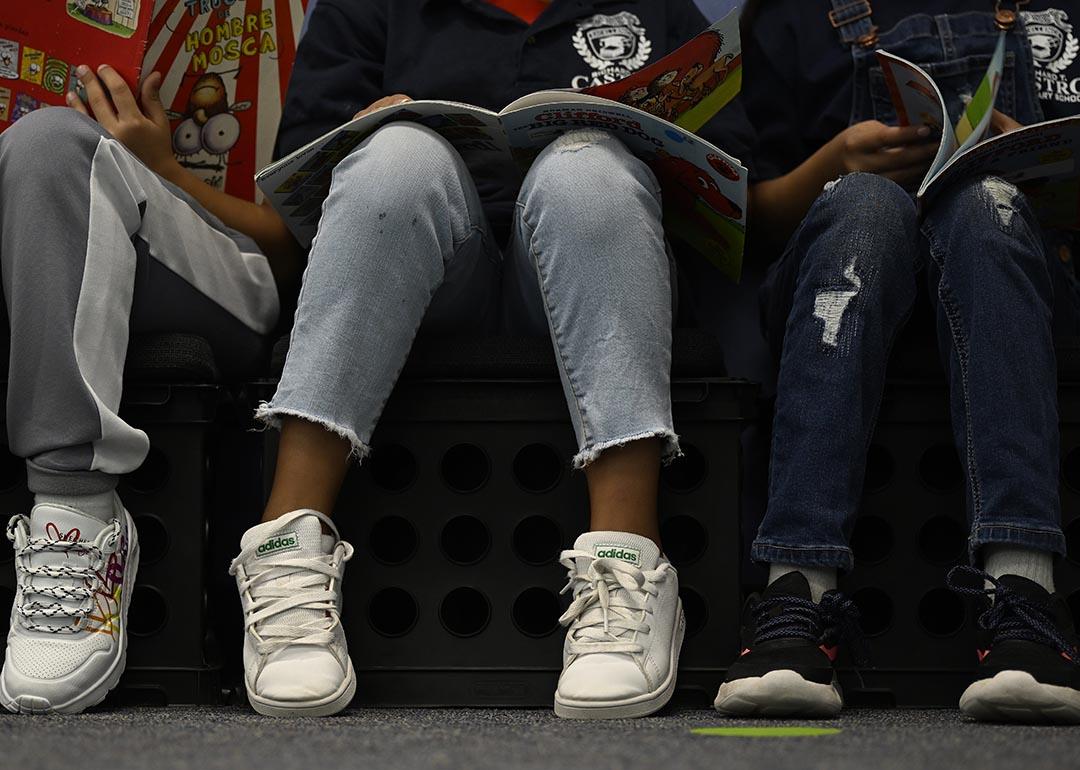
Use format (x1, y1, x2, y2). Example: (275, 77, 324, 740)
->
(0, 449, 23, 492)
(660, 515, 708, 566)
(680, 586, 708, 639)
(132, 514, 169, 566)
(129, 585, 169, 637)
(0, 530, 13, 565)
(919, 444, 963, 492)
(918, 515, 967, 566)
(851, 587, 893, 637)
(662, 443, 708, 493)
(1068, 590, 1080, 628)
(123, 447, 171, 494)
(513, 443, 563, 493)
(368, 587, 418, 637)
(511, 587, 561, 637)
(863, 444, 894, 494)
(441, 444, 490, 493)
(1063, 447, 1080, 494)
(850, 515, 893, 566)
(513, 515, 562, 566)
(917, 587, 966, 636)
(440, 515, 490, 566)
(369, 516, 418, 566)
(0, 586, 12, 635)
(439, 587, 491, 637)
(369, 444, 418, 493)
(1065, 519, 1080, 566)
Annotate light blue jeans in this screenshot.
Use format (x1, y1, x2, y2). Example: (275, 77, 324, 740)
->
(259, 124, 679, 468)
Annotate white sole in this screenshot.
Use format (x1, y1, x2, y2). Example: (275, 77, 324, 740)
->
(247, 658, 357, 718)
(2, 511, 140, 715)
(960, 670, 1080, 724)
(714, 669, 842, 718)
(554, 600, 685, 720)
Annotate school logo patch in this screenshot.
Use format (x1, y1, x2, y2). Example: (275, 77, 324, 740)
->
(1023, 8, 1080, 105)
(570, 12, 652, 88)
(1024, 8, 1079, 73)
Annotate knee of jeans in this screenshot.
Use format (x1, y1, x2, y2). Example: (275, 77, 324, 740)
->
(330, 122, 465, 214)
(814, 173, 915, 234)
(520, 129, 662, 224)
(937, 175, 1030, 235)
(0, 108, 103, 179)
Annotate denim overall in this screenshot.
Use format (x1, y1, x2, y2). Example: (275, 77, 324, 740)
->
(753, 1, 1072, 571)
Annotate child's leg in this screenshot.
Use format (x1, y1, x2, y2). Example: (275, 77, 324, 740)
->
(503, 130, 679, 719)
(0, 108, 278, 714)
(923, 176, 1078, 723)
(716, 173, 921, 718)
(236, 123, 500, 718)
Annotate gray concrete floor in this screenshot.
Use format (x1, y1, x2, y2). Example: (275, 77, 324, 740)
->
(2, 707, 1080, 770)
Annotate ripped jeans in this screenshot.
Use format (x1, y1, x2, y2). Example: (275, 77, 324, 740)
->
(260, 124, 679, 469)
(755, 172, 1071, 570)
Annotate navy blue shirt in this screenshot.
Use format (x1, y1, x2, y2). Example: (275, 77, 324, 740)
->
(276, 0, 755, 232)
(743, 0, 1080, 181)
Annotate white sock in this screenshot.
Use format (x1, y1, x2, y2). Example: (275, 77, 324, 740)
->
(35, 491, 116, 524)
(984, 545, 1055, 594)
(768, 563, 837, 603)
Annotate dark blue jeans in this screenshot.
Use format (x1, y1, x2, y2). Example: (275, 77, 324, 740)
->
(755, 172, 1071, 571)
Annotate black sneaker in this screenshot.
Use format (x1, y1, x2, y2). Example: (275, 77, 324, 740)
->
(713, 571, 861, 717)
(948, 567, 1080, 724)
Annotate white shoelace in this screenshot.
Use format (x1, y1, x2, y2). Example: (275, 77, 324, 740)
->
(558, 549, 672, 656)
(229, 535, 353, 657)
(6, 514, 120, 634)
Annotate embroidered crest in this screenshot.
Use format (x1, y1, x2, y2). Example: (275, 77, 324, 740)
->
(1023, 8, 1079, 74)
(571, 12, 652, 87)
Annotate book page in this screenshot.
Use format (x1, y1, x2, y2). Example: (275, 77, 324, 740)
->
(952, 32, 1007, 155)
(876, 51, 957, 189)
(500, 94, 748, 280)
(580, 9, 741, 133)
(918, 115, 1080, 227)
(257, 101, 506, 246)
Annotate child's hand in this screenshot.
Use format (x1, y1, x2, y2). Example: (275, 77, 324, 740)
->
(353, 95, 412, 120)
(832, 120, 939, 187)
(68, 65, 178, 178)
(991, 109, 1024, 135)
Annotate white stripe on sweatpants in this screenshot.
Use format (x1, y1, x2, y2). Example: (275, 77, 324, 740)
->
(78, 136, 278, 474)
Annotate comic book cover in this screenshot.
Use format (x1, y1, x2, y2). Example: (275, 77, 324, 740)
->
(0, 0, 154, 131)
(144, 0, 310, 202)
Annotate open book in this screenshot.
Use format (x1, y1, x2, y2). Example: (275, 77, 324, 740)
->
(257, 10, 748, 280)
(879, 34, 1080, 227)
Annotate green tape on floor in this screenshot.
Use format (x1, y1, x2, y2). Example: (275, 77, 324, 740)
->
(692, 727, 842, 738)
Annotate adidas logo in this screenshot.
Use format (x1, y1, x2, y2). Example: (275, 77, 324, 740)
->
(256, 532, 300, 559)
(594, 545, 641, 565)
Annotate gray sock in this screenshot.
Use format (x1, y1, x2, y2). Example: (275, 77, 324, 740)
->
(768, 563, 838, 603)
(35, 491, 116, 524)
(984, 545, 1055, 594)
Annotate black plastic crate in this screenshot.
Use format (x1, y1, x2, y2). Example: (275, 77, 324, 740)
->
(248, 374, 756, 707)
(0, 383, 224, 706)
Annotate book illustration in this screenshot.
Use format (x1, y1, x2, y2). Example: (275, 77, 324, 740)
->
(68, 0, 142, 39)
(11, 93, 40, 122)
(20, 48, 44, 85)
(0, 40, 19, 80)
(166, 71, 251, 181)
(0, 88, 10, 122)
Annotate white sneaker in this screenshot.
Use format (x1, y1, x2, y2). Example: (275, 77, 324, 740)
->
(1, 497, 139, 714)
(230, 509, 355, 717)
(554, 531, 684, 719)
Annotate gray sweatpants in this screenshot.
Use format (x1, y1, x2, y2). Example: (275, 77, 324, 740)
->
(0, 108, 279, 496)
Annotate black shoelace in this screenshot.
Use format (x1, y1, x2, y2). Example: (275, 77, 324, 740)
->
(750, 590, 868, 664)
(947, 566, 1079, 661)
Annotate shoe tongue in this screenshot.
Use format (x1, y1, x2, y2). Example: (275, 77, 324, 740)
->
(30, 504, 108, 542)
(574, 531, 660, 571)
(763, 570, 813, 602)
(997, 574, 1052, 603)
(242, 512, 329, 560)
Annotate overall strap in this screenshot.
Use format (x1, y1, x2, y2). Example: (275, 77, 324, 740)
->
(827, 0, 879, 48)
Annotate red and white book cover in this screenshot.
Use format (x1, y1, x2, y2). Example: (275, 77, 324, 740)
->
(146, 0, 310, 201)
(0, 0, 154, 130)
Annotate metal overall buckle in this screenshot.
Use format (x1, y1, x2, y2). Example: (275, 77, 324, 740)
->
(828, 1, 879, 48)
(994, 0, 1031, 31)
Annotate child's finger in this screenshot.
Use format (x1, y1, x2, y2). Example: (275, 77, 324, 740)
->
(878, 123, 937, 147)
(991, 109, 1024, 135)
(140, 71, 169, 129)
(96, 65, 139, 118)
(874, 142, 938, 171)
(75, 65, 118, 129)
(66, 90, 90, 117)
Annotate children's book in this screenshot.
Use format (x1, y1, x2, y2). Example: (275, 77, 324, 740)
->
(0, 0, 154, 130)
(146, 0, 310, 202)
(879, 34, 1080, 227)
(256, 10, 748, 281)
